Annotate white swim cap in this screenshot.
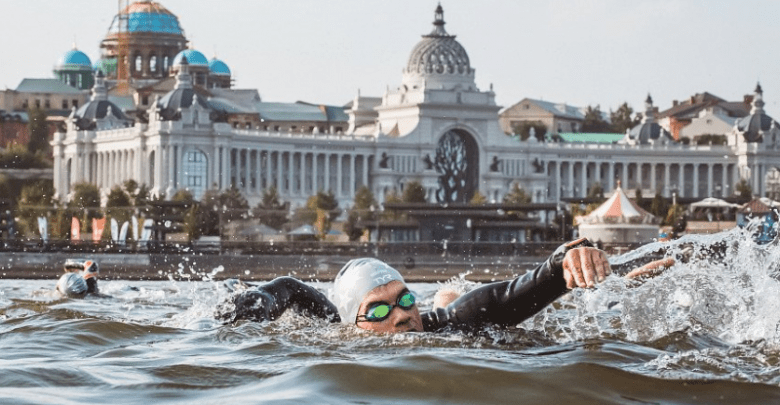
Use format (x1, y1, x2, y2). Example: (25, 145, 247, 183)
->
(56, 272, 88, 298)
(332, 258, 405, 324)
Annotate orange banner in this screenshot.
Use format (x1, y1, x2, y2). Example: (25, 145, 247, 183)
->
(92, 218, 106, 242)
(71, 217, 80, 241)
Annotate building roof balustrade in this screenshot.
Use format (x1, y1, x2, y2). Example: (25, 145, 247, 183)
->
(231, 128, 375, 142)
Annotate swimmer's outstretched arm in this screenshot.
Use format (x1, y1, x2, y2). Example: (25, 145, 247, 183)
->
(217, 276, 341, 323)
(423, 238, 600, 331)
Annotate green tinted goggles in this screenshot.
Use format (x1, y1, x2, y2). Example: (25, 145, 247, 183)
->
(356, 292, 416, 323)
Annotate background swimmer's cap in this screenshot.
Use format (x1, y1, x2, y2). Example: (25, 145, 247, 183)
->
(331, 258, 405, 324)
(56, 272, 88, 298)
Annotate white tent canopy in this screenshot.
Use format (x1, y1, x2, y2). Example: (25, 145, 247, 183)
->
(689, 197, 740, 209)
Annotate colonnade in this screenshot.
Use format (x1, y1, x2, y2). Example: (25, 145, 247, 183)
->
(226, 148, 373, 200)
(546, 159, 758, 200)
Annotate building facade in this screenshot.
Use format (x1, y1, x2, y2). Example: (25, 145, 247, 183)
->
(51, 3, 780, 214)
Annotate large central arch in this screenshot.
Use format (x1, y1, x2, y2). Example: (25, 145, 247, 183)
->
(434, 129, 479, 203)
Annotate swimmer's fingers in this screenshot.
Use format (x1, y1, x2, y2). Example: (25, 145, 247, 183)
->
(624, 257, 675, 280)
(563, 249, 586, 289)
(591, 249, 611, 283)
(579, 249, 598, 288)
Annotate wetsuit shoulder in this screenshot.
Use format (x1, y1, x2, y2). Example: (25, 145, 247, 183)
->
(217, 276, 340, 323)
(422, 239, 591, 332)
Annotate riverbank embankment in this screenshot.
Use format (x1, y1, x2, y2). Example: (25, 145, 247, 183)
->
(0, 252, 549, 282)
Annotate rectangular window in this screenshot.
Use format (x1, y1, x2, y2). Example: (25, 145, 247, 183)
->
(72, 100, 78, 108)
(35, 99, 41, 108)
(44, 99, 50, 109)
(62, 100, 68, 109)
(142, 95, 149, 105)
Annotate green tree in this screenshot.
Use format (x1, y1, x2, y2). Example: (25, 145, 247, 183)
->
(470, 190, 488, 205)
(195, 189, 222, 236)
(26, 106, 49, 155)
(402, 180, 427, 203)
(251, 186, 289, 230)
(511, 120, 547, 140)
(587, 183, 605, 201)
(582, 105, 611, 133)
(736, 179, 752, 199)
(124, 179, 150, 207)
(219, 187, 250, 223)
(383, 190, 403, 221)
(503, 183, 531, 204)
(16, 180, 53, 238)
(650, 192, 669, 218)
(68, 182, 102, 234)
(343, 186, 377, 241)
(609, 102, 637, 134)
(105, 185, 133, 240)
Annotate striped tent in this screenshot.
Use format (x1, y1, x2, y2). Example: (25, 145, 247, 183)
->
(576, 185, 660, 243)
(577, 185, 657, 225)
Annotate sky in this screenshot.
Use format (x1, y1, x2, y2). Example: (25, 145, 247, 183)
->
(3, 0, 780, 117)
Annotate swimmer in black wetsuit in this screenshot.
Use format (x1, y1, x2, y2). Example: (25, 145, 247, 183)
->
(217, 238, 670, 333)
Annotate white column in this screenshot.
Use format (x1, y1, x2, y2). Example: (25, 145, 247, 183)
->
(287, 152, 294, 195)
(621, 163, 629, 190)
(650, 163, 657, 194)
(300, 152, 306, 195)
(608, 162, 614, 192)
(362, 155, 369, 190)
(567, 162, 574, 198)
(555, 161, 561, 201)
(707, 163, 713, 197)
(336, 154, 343, 197)
(349, 154, 356, 198)
(154, 148, 162, 191)
(176, 145, 183, 189)
(580, 162, 587, 198)
(312, 153, 320, 193)
(692, 163, 699, 198)
(324, 154, 330, 192)
(276, 151, 283, 192)
(678, 165, 685, 198)
(721, 164, 728, 198)
(663, 164, 670, 197)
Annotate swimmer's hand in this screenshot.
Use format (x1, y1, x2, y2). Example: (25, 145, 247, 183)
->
(562, 246, 611, 289)
(623, 257, 675, 280)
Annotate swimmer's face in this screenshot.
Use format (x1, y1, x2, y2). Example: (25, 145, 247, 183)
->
(355, 280, 423, 333)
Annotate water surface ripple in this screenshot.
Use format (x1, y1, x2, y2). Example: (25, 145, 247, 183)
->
(3, 228, 780, 404)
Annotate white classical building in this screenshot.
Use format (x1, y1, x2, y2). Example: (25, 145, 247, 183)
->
(52, 5, 780, 211)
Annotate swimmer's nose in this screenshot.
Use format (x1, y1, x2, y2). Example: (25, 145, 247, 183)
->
(390, 307, 412, 328)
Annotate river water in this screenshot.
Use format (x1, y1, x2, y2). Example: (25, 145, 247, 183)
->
(3, 226, 780, 404)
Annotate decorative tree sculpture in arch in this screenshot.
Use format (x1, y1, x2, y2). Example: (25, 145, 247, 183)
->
(434, 130, 478, 203)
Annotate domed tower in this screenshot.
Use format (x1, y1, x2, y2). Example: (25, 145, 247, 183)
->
(402, 4, 475, 91)
(621, 94, 674, 145)
(54, 46, 94, 90)
(156, 57, 209, 121)
(71, 70, 133, 130)
(170, 49, 210, 87)
(735, 83, 779, 143)
(208, 56, 232, 89)
(97, 1, 188, 89)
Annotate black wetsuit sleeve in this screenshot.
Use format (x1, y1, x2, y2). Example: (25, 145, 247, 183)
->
(421, 239, 593, 332)
(217, 276, 341, 323)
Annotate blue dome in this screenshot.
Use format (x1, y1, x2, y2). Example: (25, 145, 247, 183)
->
(208, 58, 231, 76)
(108, 2, 184, 36)
(173, 49, 208, 66)
(57, 49, 92, 70)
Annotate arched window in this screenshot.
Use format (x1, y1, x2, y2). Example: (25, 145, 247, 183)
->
(134, 54, 142, 73)
(149, 55, 157, 73)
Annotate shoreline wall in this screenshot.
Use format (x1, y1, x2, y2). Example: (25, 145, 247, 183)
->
(0, 252, 549, 283)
